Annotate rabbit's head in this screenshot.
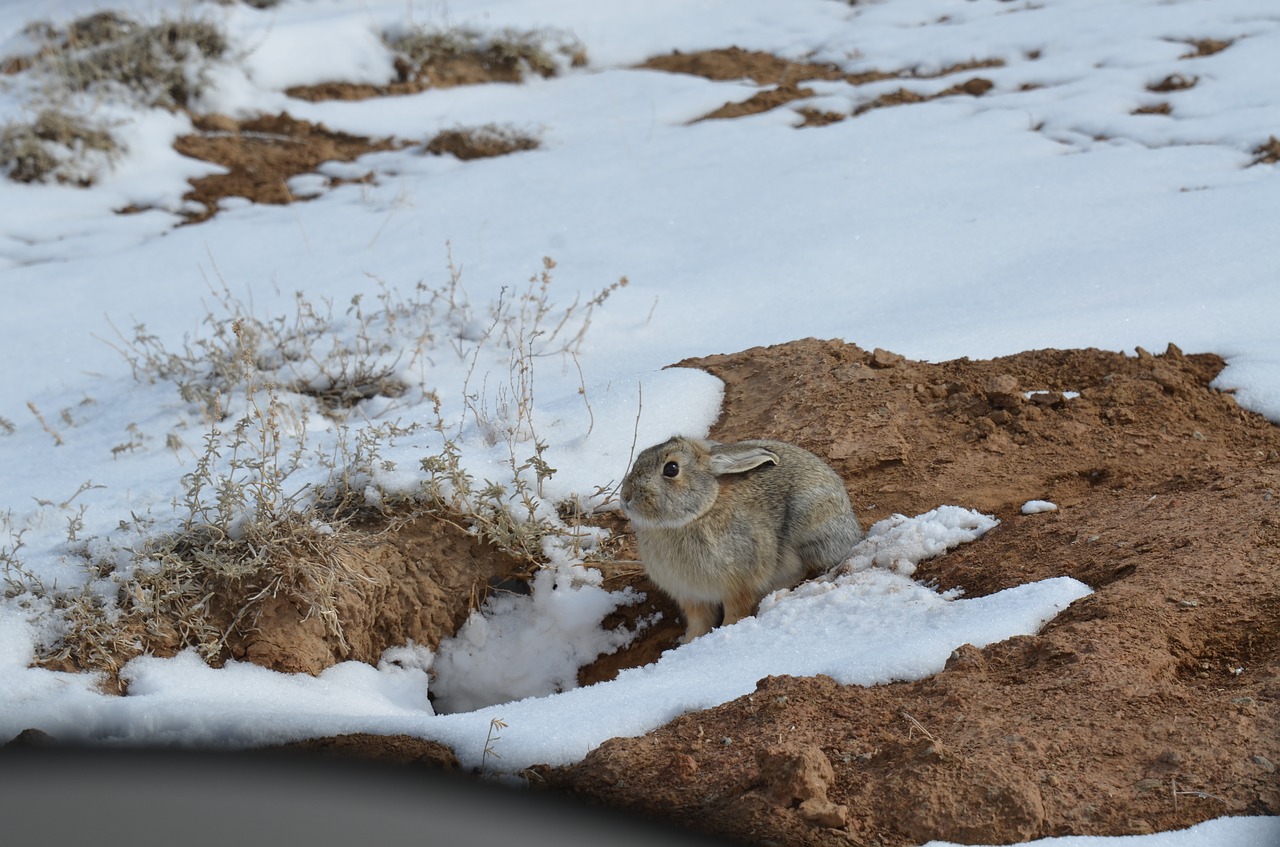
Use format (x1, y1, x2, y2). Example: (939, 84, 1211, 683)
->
(619, 436, 780, 530)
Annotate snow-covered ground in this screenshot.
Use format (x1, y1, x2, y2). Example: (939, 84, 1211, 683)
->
(1, 1, 1277, 844)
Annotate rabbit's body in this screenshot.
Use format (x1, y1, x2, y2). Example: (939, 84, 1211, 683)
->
(620, 436, 862, 642)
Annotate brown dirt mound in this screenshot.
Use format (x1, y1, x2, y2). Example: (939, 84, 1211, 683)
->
(545, 339, 1279, 844)
(168, 112, 403, 223)
(640, 48, 1001, 123)
(225, 513, 530, 679)
(154, 114, 541, 224)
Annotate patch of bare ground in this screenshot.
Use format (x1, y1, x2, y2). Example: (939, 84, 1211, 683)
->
(40, 509, 532, 697)
(1251, 136, 1280, 166)
(137, 114, 545, 222)
(283, 54, 511, 102)
(424, 124, 540, 160)
(1177, 37, 1234, 59)
(541, 339, 1280, 845)
(168, 112, 403, 223)
(286, 29, 586, 103)
(638, 47, 850, 86)
(852, 76, 994, 117)
(640, 47, 1001, 123)
(217, 513, 532, 681)
(1148, 73, 1198, 93)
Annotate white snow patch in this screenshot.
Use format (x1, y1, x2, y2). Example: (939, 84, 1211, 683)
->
(430, 563, 648, 714)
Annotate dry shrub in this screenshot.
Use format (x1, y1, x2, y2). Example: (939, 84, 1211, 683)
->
(425, 124, 541, 160)
(385, 25, 585, 86)
(0, 108, 118, 184)
(51, 14, 227, 109)
(40, 257, 629, 677)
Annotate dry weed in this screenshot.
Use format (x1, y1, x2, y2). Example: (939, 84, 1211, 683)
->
(46, 255, 628, 675)
(0, 108, 118, 184)
(425, 124, 541, 160)
(48, 13, 226, 109)
(385, 24, 585, 86)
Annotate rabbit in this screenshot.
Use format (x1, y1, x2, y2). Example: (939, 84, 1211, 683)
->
(619, 435, 862, 643)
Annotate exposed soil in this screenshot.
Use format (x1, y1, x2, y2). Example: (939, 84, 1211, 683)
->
(1253, 136, 1280, 166)
(286, 36, 583, 103)
(102, 42, 1270, 225)
(284, 55, 514, 102)
(642, 48, 1001, 124)
(166, 112, 403, 223)
(236, 337, 1280, 846)
(216, 513, 529, 678)
(537, 340, 1280, 845)
(159, 113, 543, 224)
(423, 125, 541, 160)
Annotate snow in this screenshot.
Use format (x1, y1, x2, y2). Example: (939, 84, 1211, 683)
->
(923, 817, 1280, 847)
(1022, 500, 1060, 515)
(1, 0, 1277, 843)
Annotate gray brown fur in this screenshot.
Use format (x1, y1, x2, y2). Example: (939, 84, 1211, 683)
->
(619, 436, 862, 643)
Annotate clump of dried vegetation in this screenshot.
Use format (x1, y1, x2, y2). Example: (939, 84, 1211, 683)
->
(0, 108, 118, 184)
(2, 256, 629, 680)
(384, 24, 586, 86)
(0, 9, 227, 185)
(425, 123, 541, 160)
(26, 10, 227, 108)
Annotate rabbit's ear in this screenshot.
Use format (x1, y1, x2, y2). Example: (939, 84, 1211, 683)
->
(709, 444, 779, 476)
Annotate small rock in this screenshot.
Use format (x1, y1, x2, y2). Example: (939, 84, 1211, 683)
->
(984, 373, 1023, 408)
(757, 743, 837, 807)
(1027, 390, 1064, 408)
(798, 797, 849, 829)
(1150, 366, 1181, 391)
(988, 409, 1013, 425)
(670, 753, 699, 779)
(871, 347, 906, 368)
(197, 112, 240, 134)
(1251, 755, 1276, 773)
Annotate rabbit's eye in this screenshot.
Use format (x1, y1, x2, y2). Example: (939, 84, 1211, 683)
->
(662, 461, 680, 478)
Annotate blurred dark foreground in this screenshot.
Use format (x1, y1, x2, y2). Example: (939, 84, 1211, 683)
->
(0, 738, 735, 847)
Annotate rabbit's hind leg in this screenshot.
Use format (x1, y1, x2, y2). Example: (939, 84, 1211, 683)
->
(678, 599, 720, 643)
(720, 583, 761, 629)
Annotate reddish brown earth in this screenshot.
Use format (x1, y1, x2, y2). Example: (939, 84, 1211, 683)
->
(167, 112, 404, 223)
(539, 340, 1280, 845)
(268, 339, 1278, 846)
